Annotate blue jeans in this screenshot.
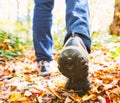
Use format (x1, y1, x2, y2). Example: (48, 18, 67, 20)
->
(33, 0, 91, 62)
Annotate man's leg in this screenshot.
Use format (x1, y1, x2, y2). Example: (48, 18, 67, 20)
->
(58, 0, 91, 96)
(33, 0, 54, 62)
(33, 0, 54, 76)
(65, 0, 91, 53)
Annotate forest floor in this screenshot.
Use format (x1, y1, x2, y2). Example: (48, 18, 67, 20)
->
(0, 42, 120, 103)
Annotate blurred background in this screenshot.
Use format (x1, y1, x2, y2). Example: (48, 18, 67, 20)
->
(0, 0, 119, 55)
(0, 0, 115, 37)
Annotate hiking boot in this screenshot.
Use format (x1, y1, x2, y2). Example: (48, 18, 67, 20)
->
(37, 60, 58, 77)
(58, 34, 91, 96)
(37, 60, 50, 77)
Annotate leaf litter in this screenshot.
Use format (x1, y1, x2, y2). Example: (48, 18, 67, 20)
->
(0, 43, 120, 103)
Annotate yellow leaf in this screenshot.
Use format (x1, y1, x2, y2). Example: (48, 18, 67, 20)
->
(70, 94, 82, 102)
(9, 93, 22, 102)
(18, 97, 30, 102)
(82, 94, 96, 101)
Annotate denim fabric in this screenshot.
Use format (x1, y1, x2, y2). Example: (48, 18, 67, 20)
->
(33, 0, 91, 62)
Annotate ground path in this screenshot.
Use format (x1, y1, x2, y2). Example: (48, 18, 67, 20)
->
(0, 43, 120, 103)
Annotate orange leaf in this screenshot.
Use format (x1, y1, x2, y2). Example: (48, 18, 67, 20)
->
(3, 68, 10, 74)
(102, 77, 113, 84)
(18, 97, 31, 103)
(25, 76, 32, 82)
(0, 81, 3, 90)
(21, 100, 31, 103)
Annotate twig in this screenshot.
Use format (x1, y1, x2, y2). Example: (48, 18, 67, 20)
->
(46, 87, 61, 99)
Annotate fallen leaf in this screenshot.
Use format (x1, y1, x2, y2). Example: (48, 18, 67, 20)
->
(97, 96, 106, 103)
(64, 96, 72, 103)
(102, 77, 113, 84)
(9, 92, 22, 102)
(24, 90, 32, 97)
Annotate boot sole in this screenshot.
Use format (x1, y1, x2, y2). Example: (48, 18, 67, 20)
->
(58, 46, 90, 92)
(58, 46, 88, 79)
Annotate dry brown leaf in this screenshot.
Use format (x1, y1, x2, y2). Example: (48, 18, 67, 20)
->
(24, 90, 32, 97)
(97, 96, 106, 103)
(0, 44, 120, 103)
(64, 96, 72, 103)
